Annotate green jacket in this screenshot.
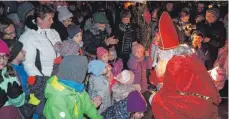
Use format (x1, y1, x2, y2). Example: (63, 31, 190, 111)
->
(0, 67, 25, 107)
(43, 76, 103, 119)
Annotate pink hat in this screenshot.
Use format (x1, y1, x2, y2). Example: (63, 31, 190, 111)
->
(96, 47, 108, 59)
(0, 40, 10, 55)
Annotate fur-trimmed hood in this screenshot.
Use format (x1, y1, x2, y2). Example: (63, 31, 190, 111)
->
(84, 18, 111, 35)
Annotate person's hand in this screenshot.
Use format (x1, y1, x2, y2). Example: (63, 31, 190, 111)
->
(7, 81, 23, 99)
(0, 88, 8, 107)
(91, 96, 102, 108)
(145, 51, 149, 57)
(203, 37, 211, 43)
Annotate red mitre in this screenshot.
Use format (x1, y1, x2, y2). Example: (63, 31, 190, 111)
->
(158, 12, 179, 50)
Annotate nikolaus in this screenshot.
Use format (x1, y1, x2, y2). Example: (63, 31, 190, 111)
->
(148, 12, 221, 119)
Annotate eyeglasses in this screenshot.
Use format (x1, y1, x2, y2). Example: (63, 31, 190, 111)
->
(0, 55, 9, 61)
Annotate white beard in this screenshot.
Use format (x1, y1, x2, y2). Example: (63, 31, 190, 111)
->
(155, 59, 169, 78)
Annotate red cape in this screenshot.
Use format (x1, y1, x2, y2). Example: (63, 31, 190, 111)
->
(152, 54, 221, 119)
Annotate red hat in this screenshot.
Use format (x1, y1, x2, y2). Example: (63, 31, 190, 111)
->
(158, 12, 179, 50)
(0, 40, 10, 55)
(96, 47, 108, 59)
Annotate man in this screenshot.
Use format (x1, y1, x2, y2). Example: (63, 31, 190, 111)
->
(149, 11, 220, 119)
(83, 12, 117, 57)
(0, 17, 16, 40)
(115, 9, 139, 69)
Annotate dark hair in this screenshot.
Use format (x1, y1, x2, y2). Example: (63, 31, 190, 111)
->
(34, 4, 56, 21)
(0, 17, 13, 39)
(120, 9, 131, 19)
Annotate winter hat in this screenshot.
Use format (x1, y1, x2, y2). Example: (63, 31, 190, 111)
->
(97, 47, 108, 59)
(127, 90, 147, 112)
(0, 40, 10, 55)
(206, 8, 220, 19)
(120, 9, 131, 19)
(57, 6, 73, 22)
(54, 40, 80, 56)
(7, 13, 20, 25)
(67, 25, 81, 39)
(57, 55, 88, 83)
(4, 40, 23, 62)
(117, 70, 134, 85)
(88, 60, 106, 77)
(17, 2, 35, 22)
(93, 12, 108, 24)
(181, 7, 190, 15)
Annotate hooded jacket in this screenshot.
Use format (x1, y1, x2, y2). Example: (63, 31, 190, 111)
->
(43, 76, 102, 119)
(83, 18, 111, 55)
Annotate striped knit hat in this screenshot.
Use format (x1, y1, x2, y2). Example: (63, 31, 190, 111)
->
(206, 8, 220, 19)
(96, 47, 108, 59)
(54, 40, 80, 56)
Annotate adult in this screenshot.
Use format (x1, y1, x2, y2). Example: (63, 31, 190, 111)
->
(19, 4, 61, 77)
(51, 6, 73, 41)
(83, 12, 116, 56)
(0, 17, 16, 40)
(149, 12, 221, 119)
(115, 9, 139, 69)
(196, 7, 226, 70)
(190, 2, 206, 23)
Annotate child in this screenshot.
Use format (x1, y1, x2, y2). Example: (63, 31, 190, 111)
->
(101, 90, 147, 119)
(127, 43, 152, 93)
(4, 40, 29, 95)
(112, 70, 141, 102)
(67, 25, 84, 55)
(0, 40, 25, 119)
(43, 55, 102, 119)
(88, 60, 112, 114)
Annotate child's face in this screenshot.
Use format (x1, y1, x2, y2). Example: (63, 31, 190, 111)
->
(15, 49, 26, 62)
(0, 53, 9, 70)
(134, 47, 144, 58)
(73, 32, 82, 44)
(101, 53, 109, 63)
(192, 35, 203, 48)
(131, 112, 144, 119)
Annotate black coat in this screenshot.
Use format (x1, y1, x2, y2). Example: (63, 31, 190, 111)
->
(196, 20, 226, 68)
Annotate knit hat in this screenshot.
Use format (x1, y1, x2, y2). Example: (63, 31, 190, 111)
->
(97, 47, 108, 59)
(127, 90, 147, 112)
(206, 8, 220, 19)
(57, 6, 73, 22)
(93, 12, 108, 24)
(4, 40, 23, 62)
(57, 55, 88, 83)
(7, 13, 20, 25)
(0, 40, 10, 55)
(67, 25, 81, 39)
(17, 2, 35, 22)
(54, 40, 80, 56)
(88, 60, 106, 77)
(117, 70, 134, 85)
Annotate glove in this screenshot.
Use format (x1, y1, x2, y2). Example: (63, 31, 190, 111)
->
(7, 81, 23, 99)
(0, 88, 8, 107)
(28, 93, 40, 106)
(28, 76, 36, 86)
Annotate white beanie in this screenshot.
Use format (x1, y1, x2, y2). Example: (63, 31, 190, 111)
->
(118, 70, 134, 85)
(57, 6, 73, 22)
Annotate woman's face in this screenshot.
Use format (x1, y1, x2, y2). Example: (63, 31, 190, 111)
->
(63, 18, 72, 27)
(0, 53, 8, 70)
(131, 112, 144, 119)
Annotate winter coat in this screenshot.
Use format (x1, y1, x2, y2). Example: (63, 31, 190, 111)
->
(51, 15, 68, 41)
(112, 83, 136, 102)
(115, 23, 139, 57)
(43, 76, 102, 119)
(19, 27, 61, 76)
(88, 75, 112, 114)
(0, 67, 25, 108)
(196, 20, 226, 68)
(83, 18, 111, 55)
(127, 54, 152, 93)
(11, 63, 29, 95)
(101, 98, 129, 119)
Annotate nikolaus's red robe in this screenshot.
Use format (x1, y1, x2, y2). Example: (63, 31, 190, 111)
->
(151, 54, 221, 119)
